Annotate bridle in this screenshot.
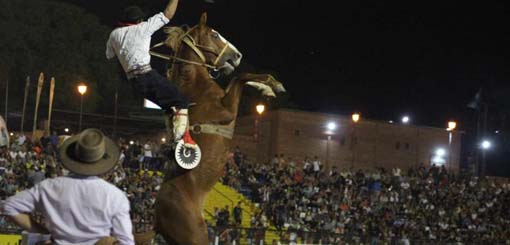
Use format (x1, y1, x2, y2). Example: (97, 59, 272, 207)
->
(150, 25, 237, 139)
(150, 25, 230, 71)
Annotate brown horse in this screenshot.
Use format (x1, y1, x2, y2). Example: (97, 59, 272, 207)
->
(147, 13, 285, 244)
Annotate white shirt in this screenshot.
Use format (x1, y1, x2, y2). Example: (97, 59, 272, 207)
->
(3, 175, 134, 245)
(18, 151, 27, 159)
(313, 160, 321, 172)
(119, 152, 126, 164)
(17, 135, 26, 145)
(143, 143, 153, 158)
(106, 12, 170, 73)
(0, 128, 7, 147)
(9, 151, 17, 159)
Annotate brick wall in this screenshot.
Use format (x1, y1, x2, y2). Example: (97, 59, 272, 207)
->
(231, 109, 461, 172)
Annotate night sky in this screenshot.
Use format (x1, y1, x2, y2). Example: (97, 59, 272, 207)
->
(65, 0, 509, 129)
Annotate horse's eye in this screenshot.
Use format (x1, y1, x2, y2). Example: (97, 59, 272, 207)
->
(212, 33, 219, 39)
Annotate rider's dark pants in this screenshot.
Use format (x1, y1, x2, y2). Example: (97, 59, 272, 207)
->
(129, 70, 189, 113)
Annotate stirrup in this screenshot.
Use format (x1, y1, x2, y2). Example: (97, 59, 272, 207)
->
(174, 137, 201, 170)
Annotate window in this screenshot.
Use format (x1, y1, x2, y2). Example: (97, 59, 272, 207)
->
(395, 142, 400, 150)
(294, 130, 300, 136)
(405, 143, 410, 150)
(340, 137, 346, 146)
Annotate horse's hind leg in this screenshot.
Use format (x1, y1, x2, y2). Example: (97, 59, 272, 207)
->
(156, 206, 208, 245)
(155, 184, 209, 245)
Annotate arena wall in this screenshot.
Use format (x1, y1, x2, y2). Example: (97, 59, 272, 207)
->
(231, 109, 461, 172)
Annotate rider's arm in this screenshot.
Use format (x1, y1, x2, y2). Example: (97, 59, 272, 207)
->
(138, 0, 178, 36)
(164, 0, 179, 20)
(106, 34, 116, 60)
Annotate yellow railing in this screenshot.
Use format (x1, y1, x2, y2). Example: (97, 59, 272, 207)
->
(0, 234, 22, 245)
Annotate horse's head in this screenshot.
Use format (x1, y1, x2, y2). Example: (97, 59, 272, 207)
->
(164, 13, 242, 75)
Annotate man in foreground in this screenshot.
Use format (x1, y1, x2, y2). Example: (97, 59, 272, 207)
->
(2, 128, 134, 244)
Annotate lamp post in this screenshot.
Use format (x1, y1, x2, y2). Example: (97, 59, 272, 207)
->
(480, 140, 491, 176)
(325, 122, 336, 171)
(254, 104, 265, 140)
(446, 121, 457, 170)
(255, 103, 265, 139)
(255, 104, 265, 162)
(77, 84, 87, 132)
(351, 113, 361, 168)
(256, 104, 265, 115)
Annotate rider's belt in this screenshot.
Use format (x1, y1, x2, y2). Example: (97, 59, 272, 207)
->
(126, 64, 152, 79)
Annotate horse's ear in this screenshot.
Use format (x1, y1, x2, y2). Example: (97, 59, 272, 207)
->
(200, 12, 208, 26)
(181, 24, 190, 31)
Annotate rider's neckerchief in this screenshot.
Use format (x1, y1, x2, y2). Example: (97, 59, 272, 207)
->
(117, 22, 137, 27)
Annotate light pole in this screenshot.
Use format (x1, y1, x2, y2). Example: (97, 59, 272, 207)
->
(254, 104, 265, 140)
(351, 113, 360, 168)
(77, 84, 88, 132)
(480, 140, 491, 176)
(255, 104, 265, 161)
(325, 122, 336, 171)
(446, 121, 457, 170)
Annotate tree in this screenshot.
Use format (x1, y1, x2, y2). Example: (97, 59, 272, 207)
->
(0, 0, 130, 113)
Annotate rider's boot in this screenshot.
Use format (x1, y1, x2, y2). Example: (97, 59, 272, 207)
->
(171, 107, 198, 149)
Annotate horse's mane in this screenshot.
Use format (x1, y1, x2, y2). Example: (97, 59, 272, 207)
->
(163, 26, 186, 52)
(161, 26, 189, 80)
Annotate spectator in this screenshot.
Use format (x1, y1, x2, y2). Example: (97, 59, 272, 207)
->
(312, 156, 321, 175)
(233, 202, 242, 225)
(221, 147, 510, 244)
(143, 140, 153, 170)
(2, 128, 135, 244)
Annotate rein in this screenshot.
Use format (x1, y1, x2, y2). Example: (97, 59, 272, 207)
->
(149, 25, 228, 71)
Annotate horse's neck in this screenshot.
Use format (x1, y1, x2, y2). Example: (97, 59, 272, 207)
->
(169, 52, 223, 102)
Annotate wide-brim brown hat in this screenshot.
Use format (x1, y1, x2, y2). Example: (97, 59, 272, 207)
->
(59, 128, 120, 176)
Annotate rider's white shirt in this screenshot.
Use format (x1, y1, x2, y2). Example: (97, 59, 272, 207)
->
(106, 12, 170, 73)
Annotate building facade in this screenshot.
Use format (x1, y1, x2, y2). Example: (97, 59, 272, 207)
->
(231, 109, 461, 172)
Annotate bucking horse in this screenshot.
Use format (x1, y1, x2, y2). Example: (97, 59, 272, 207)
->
(139, 13, 285, 244)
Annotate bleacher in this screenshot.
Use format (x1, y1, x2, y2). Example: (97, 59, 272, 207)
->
(203, 182, 281, 244)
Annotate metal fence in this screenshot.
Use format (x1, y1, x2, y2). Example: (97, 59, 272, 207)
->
(1, 220, 509, 245)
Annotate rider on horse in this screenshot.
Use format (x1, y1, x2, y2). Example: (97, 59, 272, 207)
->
(106, 0, 197, 149)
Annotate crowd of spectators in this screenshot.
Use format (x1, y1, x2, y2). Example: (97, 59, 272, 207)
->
(222, 148, 510, 244)
(0, 133, 168, 233)
(2, 132, 510, 244)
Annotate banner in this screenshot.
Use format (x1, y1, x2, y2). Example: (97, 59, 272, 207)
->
(3, 79, 7, 125)
(21, 76, 30, 133)
(32, 72, 44, 141)
(46, 77, 55, 135)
